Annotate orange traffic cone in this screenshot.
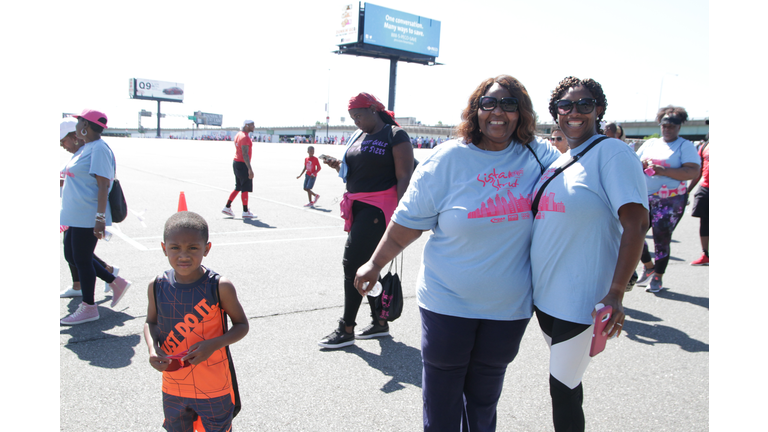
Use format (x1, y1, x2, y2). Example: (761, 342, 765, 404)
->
(178, 192, 188, 212)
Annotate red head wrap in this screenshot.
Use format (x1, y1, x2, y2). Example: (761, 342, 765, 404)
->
(348, 92, 399, 126)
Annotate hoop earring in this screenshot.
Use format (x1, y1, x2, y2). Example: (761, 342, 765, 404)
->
(80, 128, 88, 136)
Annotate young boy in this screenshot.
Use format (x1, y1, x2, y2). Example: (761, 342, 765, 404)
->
(144, 211, 249, 432)
(296, 145, 321, 207)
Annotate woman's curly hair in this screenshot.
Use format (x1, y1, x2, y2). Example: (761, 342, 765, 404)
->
(548, 76, 607, 134)
(655, 105, 688, 124)
(455, 75, 537, 146)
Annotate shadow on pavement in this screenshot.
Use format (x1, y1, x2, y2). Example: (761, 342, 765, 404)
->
(346, 337, 423, 393)
(242, 218, 275, 228)
(60, 298, 142, 368)
(623, 307, 709, 353)
(650, 290, 709, 309)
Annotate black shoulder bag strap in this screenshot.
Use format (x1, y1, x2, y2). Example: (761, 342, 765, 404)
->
(531, 136, 608, 217)
(524, 143, 546, 176)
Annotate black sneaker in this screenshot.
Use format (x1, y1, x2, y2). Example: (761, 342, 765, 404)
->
(356, 321, 390, 339)
(318, 320, 355, 349)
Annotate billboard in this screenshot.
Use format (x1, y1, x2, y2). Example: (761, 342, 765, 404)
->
(362, 3, 440, 57)
(336, 3, 360, 45)
(128, 78, 185, 103)
(194, 111, 223, 126)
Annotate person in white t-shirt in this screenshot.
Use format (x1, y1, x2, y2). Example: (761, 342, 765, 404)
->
(635, 106, 701, 292)
(531, 77, 649, 432)
(355, 75, 560, 432)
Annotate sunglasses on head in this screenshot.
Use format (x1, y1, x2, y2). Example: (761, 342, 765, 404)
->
(479, 96, 519, 112)
(556, 98, 597, 115)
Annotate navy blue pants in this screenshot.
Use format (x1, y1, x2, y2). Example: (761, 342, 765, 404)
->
(420, 307, 529, 432)
(63, 227, 115, 305)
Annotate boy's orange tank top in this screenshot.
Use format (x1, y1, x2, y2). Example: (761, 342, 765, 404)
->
(154, 268, 233, 399)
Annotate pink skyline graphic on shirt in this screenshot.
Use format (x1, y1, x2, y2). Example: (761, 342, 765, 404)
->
(468, 190, 533, 219)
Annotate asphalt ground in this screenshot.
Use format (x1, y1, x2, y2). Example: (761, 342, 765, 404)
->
(53, 138, 712, 431)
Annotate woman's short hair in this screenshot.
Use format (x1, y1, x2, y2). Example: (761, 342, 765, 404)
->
(455, 75, 537, 145)
(655, 105, 689, 124)
(548, 77, 607, 134)
(163, 211, 209, 243)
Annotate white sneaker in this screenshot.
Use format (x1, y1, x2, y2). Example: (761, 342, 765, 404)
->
(242, 211, 255, 218)
(60, 287, 83, 298)
(61, 302, 99, 325)
(222, 207, 235, 217)
(105, 265, 120, 293)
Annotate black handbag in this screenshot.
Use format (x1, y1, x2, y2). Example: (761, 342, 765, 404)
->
(108, 151, 128, 223)
(374, 253, 404, 322)
(109, 179, 128, 223)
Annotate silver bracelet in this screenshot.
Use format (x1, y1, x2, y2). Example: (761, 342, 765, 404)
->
(95, 212, 106, 221)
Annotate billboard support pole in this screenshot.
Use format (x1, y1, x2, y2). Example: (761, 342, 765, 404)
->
(388, 57, 398, 112)
(157, 101, 162, 138)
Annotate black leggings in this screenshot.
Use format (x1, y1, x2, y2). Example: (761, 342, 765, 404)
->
(63, 228, 116, 305)
(341, 201, 386, 327)
(535, 307, 593, 432)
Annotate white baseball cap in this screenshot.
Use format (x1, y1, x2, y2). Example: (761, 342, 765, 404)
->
(60, 119, 77, 140)
(243, 120, 254, 127)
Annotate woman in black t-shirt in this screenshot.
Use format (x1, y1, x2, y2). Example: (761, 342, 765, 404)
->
(318, 92, 414, 349)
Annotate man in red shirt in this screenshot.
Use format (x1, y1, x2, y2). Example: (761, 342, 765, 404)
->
(222, 120, 256, 218)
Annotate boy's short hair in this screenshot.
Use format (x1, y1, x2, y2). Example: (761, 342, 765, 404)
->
(164, 211, 209, 243)
(307, 146, 314, 151)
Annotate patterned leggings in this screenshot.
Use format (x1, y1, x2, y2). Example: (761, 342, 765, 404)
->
(641, 194, 687, 274)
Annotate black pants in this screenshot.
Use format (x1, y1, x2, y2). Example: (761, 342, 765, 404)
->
(341, 201, 386, 327)
(63, 228, 116, 305)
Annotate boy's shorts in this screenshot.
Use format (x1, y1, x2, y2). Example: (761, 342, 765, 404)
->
(303, 175, 316, 190)
(163, 392, 234, 432)
(232, 161, 253, 192)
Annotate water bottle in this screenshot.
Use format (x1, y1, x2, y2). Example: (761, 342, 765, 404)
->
(363, 281, 382, 297)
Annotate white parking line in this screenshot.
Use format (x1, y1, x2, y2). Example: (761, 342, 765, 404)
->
(145, 234, 347, 251)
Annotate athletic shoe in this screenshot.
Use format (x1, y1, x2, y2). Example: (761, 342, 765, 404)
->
(646, 274, 663, 293)
(313, 194, 321, 204)
(222, 207, 235, 217)
(356, 321, 390, 339)
(109, 277, 132, 308)
(626, 271, 638, 292)
(318, 320, 355, 349)
(105, 265, 120, 293)
(690, 254, 709, 266)
(61, 302, 99, 325)
(242, 211, 255, 218)
(304, 202, 313, 207)
(60, 287, 83, 298)
(636, 267, 655, 286)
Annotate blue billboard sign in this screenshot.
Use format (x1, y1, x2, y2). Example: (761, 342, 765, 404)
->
(362, 3, 440, 58)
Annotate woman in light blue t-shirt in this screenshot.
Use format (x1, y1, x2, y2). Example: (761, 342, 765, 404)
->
(355, 75, 560, 432)
(60, 110, 132, 326)
(635, 106, 701, 292)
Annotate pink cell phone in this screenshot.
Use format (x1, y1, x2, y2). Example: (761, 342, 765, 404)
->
(165, 350, 191, 371)
(589, 305, 612, 357)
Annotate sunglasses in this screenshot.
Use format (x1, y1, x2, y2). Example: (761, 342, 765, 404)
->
(550, 136, 564, 142)
(556, 98, 597, 115)
(479, 96, 519, 112)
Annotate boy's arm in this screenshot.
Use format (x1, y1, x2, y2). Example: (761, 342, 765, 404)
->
(314, 158, 321, 173)
(144, 280, 171, 372)
(182, 277, 249, 365)
(297, 165, 306, 178)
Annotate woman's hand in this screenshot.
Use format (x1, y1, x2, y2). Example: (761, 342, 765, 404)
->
(593, 290, 625, 338)
(94, 219, 106, 239)
(354, 261, 383, 296)
(322, 157, 341, 172)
